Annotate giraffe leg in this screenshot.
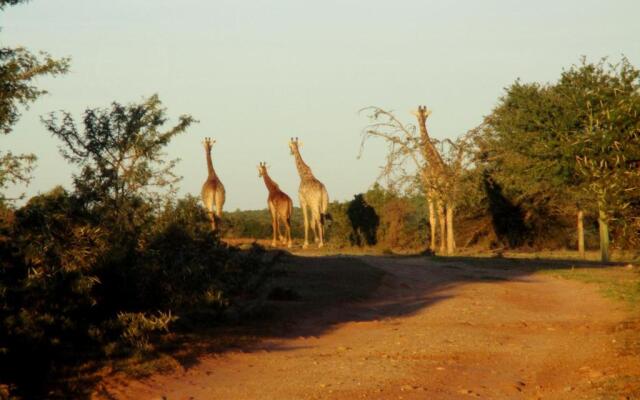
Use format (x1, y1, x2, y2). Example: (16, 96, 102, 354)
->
(284, 216, 293, 248)
(318, 218, 325, 248)
(208, 211, 216, 231)
(279, 216, 287, 244)
(437, 200, 446, 254)
(428, 197, 437, 251)
(310, 207, 320, 243)
(314, 208, 324, 248)
(310, 214, 318, 243)
(269, 203, 277, 247)
(273, 217, 280, 247)
(214, 190, 224, 229)
(277, 214, 286, 243)
(204, 193, 216, 231)
(300, 197, 309, 248)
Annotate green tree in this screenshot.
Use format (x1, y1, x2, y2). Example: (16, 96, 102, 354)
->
(481, 81, 584, 226)
(481, 57, 640, 260)
(572, 60, 640, 261)
(0, 0, 70, 201)
(42, 95, 195, 234)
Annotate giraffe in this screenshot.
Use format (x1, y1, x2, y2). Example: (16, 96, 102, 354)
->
(413, 106, 454, 254)
(201, 137, 226, 231)
(289, 137, 329, 248)
(257, 161, 293, 248)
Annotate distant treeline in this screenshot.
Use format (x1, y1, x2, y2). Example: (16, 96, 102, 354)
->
(225, 178, 632, 253)
(223, 184, 428, 250)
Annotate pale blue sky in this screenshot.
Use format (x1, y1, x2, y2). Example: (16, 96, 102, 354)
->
(2, 0, 639, 210)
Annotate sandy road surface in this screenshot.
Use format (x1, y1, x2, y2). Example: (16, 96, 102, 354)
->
(96, 255, 637, 399)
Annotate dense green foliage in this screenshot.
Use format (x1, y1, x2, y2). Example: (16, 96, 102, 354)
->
(475, 58, 640, 253)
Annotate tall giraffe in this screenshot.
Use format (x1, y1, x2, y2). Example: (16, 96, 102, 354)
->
(258, 162, 293, 248)
(201, 137, 226, 231)
(289, 137, 329, 248)
(413, 106, 454, 254)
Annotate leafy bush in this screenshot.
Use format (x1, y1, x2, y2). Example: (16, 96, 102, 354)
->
(0, 188, 274, 397)
(324, 195, 381, 248)
(0, 187, 107, 394)
(112, 311, 177, 353)
(325, 201, 352, 247)
(347, 194, 379, 246)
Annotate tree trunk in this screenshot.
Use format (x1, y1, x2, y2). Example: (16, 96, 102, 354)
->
(438, 202, 446, 254)
(598, 205, 610, 262)
(577, 209, 585, 259)
(446, 203, 455, 255)
(428, 198, 437, 251)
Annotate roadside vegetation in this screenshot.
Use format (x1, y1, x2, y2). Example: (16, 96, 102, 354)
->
(1, 2, 273, 395)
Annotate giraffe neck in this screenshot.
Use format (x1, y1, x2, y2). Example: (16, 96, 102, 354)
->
(417, 118, 446, 174)
(206, 151, 217, 178)
(293, 148, 315, 180)
(262, 172, 279, 193)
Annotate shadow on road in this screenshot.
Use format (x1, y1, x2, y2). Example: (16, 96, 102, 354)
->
(164, 251, 626, 373)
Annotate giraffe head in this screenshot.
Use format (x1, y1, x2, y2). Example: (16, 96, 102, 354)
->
(203, 137, 216, 153)
(411, 105, 432, 125)
(257, 161, 268, 178)
(288, 137, 303, 155)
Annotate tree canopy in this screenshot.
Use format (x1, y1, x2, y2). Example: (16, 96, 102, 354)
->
(0, 0, 69, 201)
(43, 95, 195, 210)
(479, 57, 640, 258)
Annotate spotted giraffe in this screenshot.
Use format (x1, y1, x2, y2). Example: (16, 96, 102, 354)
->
(201, 137, 226, 231)
(289, 137, 329, 248)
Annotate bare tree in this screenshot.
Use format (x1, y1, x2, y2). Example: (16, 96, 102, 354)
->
(359, 106, 476, 254)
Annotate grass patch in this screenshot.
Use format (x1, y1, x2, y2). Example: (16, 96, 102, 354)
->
(540, 266, 640, 310)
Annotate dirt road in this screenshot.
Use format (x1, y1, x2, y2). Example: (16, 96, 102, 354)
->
(96, 255, 638, 399)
